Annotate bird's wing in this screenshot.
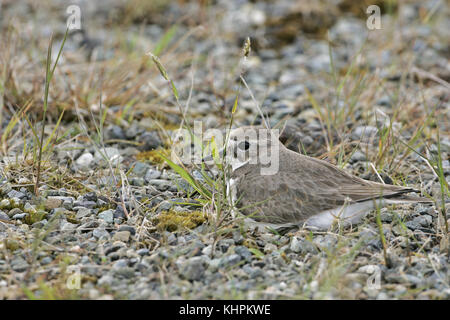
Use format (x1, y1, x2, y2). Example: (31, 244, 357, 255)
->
(233, 151, 420, 224)
(234, 168, 363, 224)
(286, 151, 416, 202)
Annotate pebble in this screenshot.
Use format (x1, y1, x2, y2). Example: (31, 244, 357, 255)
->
(113, 231, 131, 242)
(94, 147, 123, 165)
(181, 257, 206, 281)
(0, 211, 9, 221)
(7, 190, 25, 199)
(219, 254, 241, 268)
(98, 209, 114, 224)
(118, 225, 136, 235)
(76, 153, 94, 168)
(45, 197, 63, 210)
(144, 169, 162, 181)
(12, 213, 28, 220)
(352, 126, 379, 142)
(93, 228, 110, 239)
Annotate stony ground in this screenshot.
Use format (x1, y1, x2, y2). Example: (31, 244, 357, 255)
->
(0, 0, 449, 299)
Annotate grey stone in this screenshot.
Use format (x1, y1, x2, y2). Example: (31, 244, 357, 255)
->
(290, 237, 317, 254)
(351, 150, 367, 162)
(98, 209, 114, 224)
(7, 190, 25, 199)
(40, 257, 53, 265)
(11, 256, 29, 272)
(75, 153, 94, 168)
(144, 169, 162, 181)
(94, 147, 123, 165)
(413, 215, 432, 227)
(0, 199, 10, 209)
(7, 208, 22, 218)
(114, 267, 135, 279)
(138, 131, 163, 151)
(132, 162, 151, 176)
(180, 257, 206, 281)
(112, 231, 130, 242)
(118, 225, 136, 235)
(0, 211, 9, 221)
(234, 246, 253, 262)
(12, 213, 28, 220)
(137, 248, 149, 256)
(105, 125, 125, 140)
(352, 126, 379, 142)
(219, 254, 241, 268)
(93, 228, 110, 239)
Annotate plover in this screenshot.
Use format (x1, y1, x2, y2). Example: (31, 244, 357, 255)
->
(216, 126, 432, 230)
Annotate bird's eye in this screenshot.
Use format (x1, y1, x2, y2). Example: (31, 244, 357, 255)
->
(238, 141, 250, 150)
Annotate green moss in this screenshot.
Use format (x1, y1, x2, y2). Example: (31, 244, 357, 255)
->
(5, 239, 20, 252)
(136, 148, 171, 166)
(152, 210, 206, 232)
(24, 210, 47, 225)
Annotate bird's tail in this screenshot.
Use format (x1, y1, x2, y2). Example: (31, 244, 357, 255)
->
(384, 195, 440, 204)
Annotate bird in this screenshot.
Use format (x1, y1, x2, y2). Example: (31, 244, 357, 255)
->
(211, 126, 433, 231)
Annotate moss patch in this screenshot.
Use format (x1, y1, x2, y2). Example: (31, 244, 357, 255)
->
(152, 210, 206, 232)
(136, 148, 170, 167)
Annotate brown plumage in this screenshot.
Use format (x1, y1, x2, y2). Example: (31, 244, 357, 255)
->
(225, 126, 431, 228)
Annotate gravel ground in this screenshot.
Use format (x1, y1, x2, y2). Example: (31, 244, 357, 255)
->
(0, 0, 449, 299)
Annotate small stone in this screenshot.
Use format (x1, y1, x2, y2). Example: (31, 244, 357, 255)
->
(105, 125, 125, 140)
(264, 243, 278, 253)
(93, 228, 110, 239)
(44, 198, 63, 210)
(232, 230, 244, 245)
(202, 245, 213, 256)
(76, 208, 93, 219)
(61, 221, 77, 232)
(234, 246, 253, 262)
(0, 199, 10, 209)
(113, 231, 130, 242)
(132, 162, 150, 176)
(7, 208, 22, 218)
(98, 209, 114, 224)
(137, 248, 149, 256)
(138, 131, 163, 151)
(208, 258, 221, 272)
(12, 213, 28, 220)
(94, 147, 123, 165)
(118, 225, 136, 235)
(0, 211, 9, 221)
(112, 259, 129, 269)
(180, 256, 206, 281)
(144, 169, 162, 182)
(7, 190, 25, 199)
(352, 126, 378, 142)
(11, 256, 29, 272)
(73, 200, 96, 209)
(76, 153, 94, 168)
(114, 267, 135, 279)
(219, 254, 241, 268)
(290, 237, 317, 254)
(413, 215, 432, 227)
(380, 211, 393, 223)
(351, 150, 367, 162)
(40, 257, 53, 265)
(24, 203, 36, 214)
